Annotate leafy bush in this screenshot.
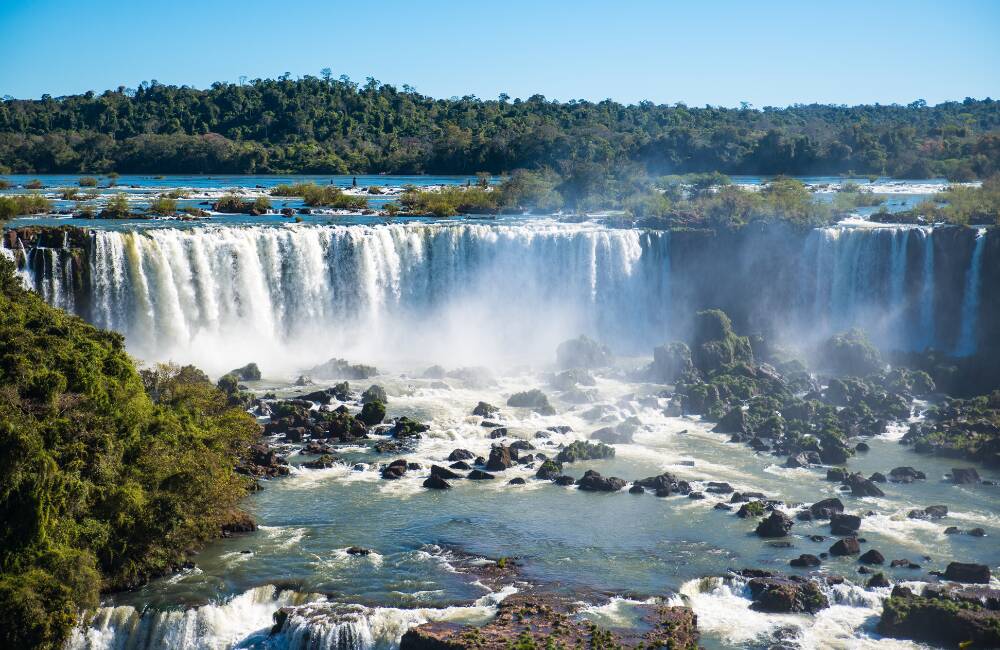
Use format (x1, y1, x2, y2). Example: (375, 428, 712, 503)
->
(0, 193, 52, 218)
(78, 176, 98, 187)
(148, 196, 178, 215)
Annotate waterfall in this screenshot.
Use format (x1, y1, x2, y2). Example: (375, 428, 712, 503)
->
(60, 223, 671, 374)
(917, 228, 936, 351)
(6, 221, 986, 373)
(955, 229, 986, 356)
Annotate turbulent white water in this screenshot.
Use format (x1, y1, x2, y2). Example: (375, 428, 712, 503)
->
(955, 229, 986, 356)
(5, 220, 987, 375)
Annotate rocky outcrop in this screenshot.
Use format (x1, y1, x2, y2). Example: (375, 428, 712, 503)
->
(575, 470, 626, 492)
(755, 511, 793, 538)
(400, 592, 699, 649)
(506, 389, 556, 415)
(745, 574, 829, 614)
(555, 335, 612, 369)
(878, 584, 1000, 648)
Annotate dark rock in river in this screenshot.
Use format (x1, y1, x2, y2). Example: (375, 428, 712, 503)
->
(908, 505, 948, 520)
(485, 446, 514, 472)
(830, 513, 861, 536)
(430, 465, 462, 480)
(535, 459, 563, 480)
(829, 537, 861, 556)
(361, 384, 387, 404)
(449, 461, 472, 471)
(889, 466, 926, 482)
(448, 448, 475, 461)
(878, 584, 1000, 647)
(556, 335, 612, 369)
(844, 473, 885, 497)
(950, 467, 981, 484)
(576, 470, 626, 492)
(506, 389, 556, 415)
(809, 498, 844, 520)
(790, 554, 821, 568)
(228, 362, 261, 381)
(866, 572, 891, 589)
(944, 562, 991, 584)
(472, 401, 500, 418)
(747, 575, 829, 614)
(756, 511, 794, 538)
(858, 549, 884, 565)
(556, 440, 615, 464)
(508, 477, 526, 485)
(553, 475, 576, 486)
(467, 469, 496, 480)
(423, 475, 451, 490)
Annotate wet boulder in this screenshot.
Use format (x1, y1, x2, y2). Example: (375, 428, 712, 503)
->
(485, 446, 514, 472)
(950, 467, 981, 484)
(790, 554, 821, 568)
(859, 549, 884, 565)
(714, 406, 749, 436)
(449, 461, 472, 470)
(381, 459, 408, 480)
(423, 475, 451, 490)
(755, 511, 794, 538)
(819, 329, 882, 376)
(785, 451, 820, 468)
(556, 335, 612, 369)
(575, 470, 626, 492)
(358, 400, 386, 426)
(508, 477, 526, 485)
(555, 440, 615, 464)
(430, 465, 462, 480)
(472, 401, 500, 418)
(907, 505, 948, 520)
(826, 468, 849, 482)
(391, 416, 429, 438)
(878, 584, 1000, 647)
(944, 562, 991, 584)
(829, 537, 861, 556)
(829, 513, 861, 536)
(506, 389, 556, 415)
(634, 471, 683, 495)
(535, 459, 563, 480)
(488, 427, 508, 439)
(690, 309, 753, 374)
(889, 466, 926, 482)
(747, 576, 829, 614)
(844, 473, 885, 497)
(866, 572, 891, 589)
(649, 341, 694, 383)
(467, 469, 496, 480)
(551, 368, 596, 390)
(361, 384, 387, 404)
(447, 448, 475, 462)
(553, 475, 576, 486)
(590, 424, 634, 445)
(228, 362, 262, 381)
(809, 498, 844, 519)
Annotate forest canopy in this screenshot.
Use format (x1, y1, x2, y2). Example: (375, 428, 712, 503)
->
(0, 75, 997, 179)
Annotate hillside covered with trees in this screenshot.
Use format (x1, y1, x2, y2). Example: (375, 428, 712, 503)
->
(1, 75, 998, 179)
(0, 249, 261, 648)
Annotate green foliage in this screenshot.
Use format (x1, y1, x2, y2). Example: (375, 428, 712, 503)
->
(0, 260, 259, 648)
(917, 173, 1000, 225)
(400, 185, 497, 216)
(147, 195, 178, 215)
(253, 196, 271, 212)
(272, 182, 367, 209)
(78, 177, 98, 187)
(0, 192, 52, 218)
(1, 77, 997, 177)
(100, 192, 131, 218)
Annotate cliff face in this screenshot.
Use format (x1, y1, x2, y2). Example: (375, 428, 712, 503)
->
(2, 222, 995, 387)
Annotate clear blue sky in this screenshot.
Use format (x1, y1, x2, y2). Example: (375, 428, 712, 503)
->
(1, 0, 997, 106)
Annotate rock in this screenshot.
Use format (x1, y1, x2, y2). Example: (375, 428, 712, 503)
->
(553, 475, 576, 486)
(556, 335, 612, 369)
(423, 475, 451, 490)
(590, 425, 634, 444)
(472, 401, 500, 418)
(844, 473, 885, 497)
(635, 471, 685, 496)
(714, 502, 733, 511)
(829, 537, 861, 556)
(361, 384, 387, 404)
(555, 440, 615, 464)
(509, 440, 535, 452)
(228, 362, 262, 381)
(467, 469, 496, 480)
(859, 549, 884, 565)
(629, 484, 645, 494)
(690, 309, 753, 374)
(866, 572, 891, 588)
(506, 389, 556, 415)
(878, 584, 1000, 647)
(508, 477, 526, 485)
(448, 448, 475, 461)
(576, 470, 626, 492)
(391, 416, 429, 438)
(786, 451, 820, 468)
(488, 427, 508, 439)
(449, 461, 472, 470)
(826, 468, 848, 482)
(551, 368, 597, 391)
(830, 513, 861, 536)
(714, 407, 749, 435)
(868, 472, 887, 483)
(944, 562, 991, 584)
(535, 460, 563, 480)
(345, 546, 371, 555)
(358, 400, 386, 426)
(809, 498, 844, 520)
(747, 576, 829, 614)
(819, 329, 882, 376)
(756, 511, 794, 538)
(889, 466, 926, 482)
(688, 491, 705, 500)
(430, 465, 462, 480)
(400, 593, 699, 649)
(307, 357, 377, 380)
(485, 446, 514, 472)
(790, 554, 821, 568)
(737, 501, 767, 518)
(705, 481, 734, 494)
(950, 467, 981, 484)
(855, 442, 870, 452)
(649, 341, 694, 383)
(302, 454, 337, 469)
(381, 459, 408, 479)
(891, 559, 920, 569)
(908, 505, 948, 519)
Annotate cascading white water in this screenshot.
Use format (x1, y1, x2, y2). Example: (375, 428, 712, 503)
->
(81, 222, 669, 374)
(806, 226, 934, 352)
(954, 228, 986, 356)
(8, 221, 984, 373)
